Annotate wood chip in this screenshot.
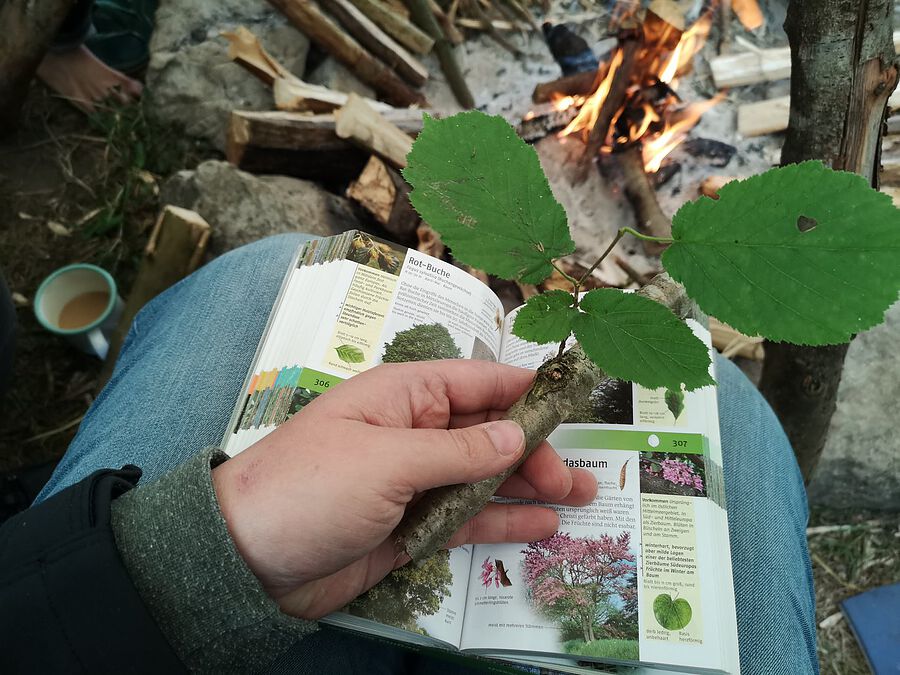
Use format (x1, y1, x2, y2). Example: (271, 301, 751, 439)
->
(46, 221, 72, 237)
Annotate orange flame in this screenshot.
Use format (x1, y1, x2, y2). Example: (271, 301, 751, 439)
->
(558, 49, 625, 141)
(642, 93, 725, 172)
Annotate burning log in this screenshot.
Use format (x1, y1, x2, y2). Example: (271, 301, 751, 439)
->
(319, 0, 429, 86)
(532, 70, 599, 104)
(267, 0, 426, 107)
(226, 108, 423, 181)
(517, 102, 578, 142)
(618, 144, 670, 256)
(347, 156, 419, 239)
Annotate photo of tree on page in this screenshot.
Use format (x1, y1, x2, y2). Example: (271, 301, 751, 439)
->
(521, 532, 638, 661)
(348, 550, 453, 635)
(639, 452, 707, 497)
(346, 231, 406, 276)
(381, 322, 463, 363)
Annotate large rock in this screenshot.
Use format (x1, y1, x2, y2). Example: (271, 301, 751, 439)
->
(147, 0, 309, 151)
(807, 301, 900, 510)
(162, 161, 360, 255)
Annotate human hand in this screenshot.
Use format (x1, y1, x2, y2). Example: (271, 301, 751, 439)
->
(212, 360, 597, 619)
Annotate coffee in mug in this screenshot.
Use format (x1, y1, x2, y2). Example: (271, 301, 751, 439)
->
(34, 264, 123, 359)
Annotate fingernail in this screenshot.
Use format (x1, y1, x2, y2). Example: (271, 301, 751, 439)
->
(486, 420, 525, 457)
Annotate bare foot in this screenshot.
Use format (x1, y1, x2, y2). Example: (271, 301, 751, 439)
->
(36, 45, 143, 113)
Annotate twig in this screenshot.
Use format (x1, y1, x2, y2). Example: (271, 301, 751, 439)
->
(811, 552, 862, 593)
(407, 0, 474, 107)
(25, 415, 85, 443)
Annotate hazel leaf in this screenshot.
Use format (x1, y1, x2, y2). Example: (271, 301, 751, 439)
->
(403, 112, 574, 284)
(512, 290, 578, 344)
(571, 289, 714, 392)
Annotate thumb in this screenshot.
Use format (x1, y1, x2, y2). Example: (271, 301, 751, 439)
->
(376, 420, 526, 493)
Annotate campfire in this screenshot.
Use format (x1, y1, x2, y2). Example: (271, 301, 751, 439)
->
(526, 6, 726, 251)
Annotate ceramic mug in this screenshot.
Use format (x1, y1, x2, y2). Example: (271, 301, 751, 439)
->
(34, 264, 124, 360)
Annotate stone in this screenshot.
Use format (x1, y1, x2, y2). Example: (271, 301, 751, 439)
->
(161, 161, 361, 255)
(807, 300, 900, 510)
(147, 0, 309, 151)
(307, 58, 376, 99)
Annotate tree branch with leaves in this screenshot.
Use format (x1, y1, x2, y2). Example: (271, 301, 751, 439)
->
(394, 111, 900, 563)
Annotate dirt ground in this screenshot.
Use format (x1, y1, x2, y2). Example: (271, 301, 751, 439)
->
(0, 85, 892, 674)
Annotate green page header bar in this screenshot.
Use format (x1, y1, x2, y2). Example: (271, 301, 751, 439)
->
(548, 428, 705, 455)
(298, 368, 344, 394)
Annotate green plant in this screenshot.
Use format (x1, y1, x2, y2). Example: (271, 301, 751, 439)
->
(382, 323, 463, 363)
(394, 111, 900, 563)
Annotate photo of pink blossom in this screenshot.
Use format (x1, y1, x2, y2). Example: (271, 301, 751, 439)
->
(639, 452, 707, 497)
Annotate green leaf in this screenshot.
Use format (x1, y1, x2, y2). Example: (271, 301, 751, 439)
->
(664, 161, 900, 345)
(571, 289, 714, 392)
(653, 593, 692, 631)
(335, 344, 366, 363)
(512, 290, 578, 344)
(403, 112, 574, 284)
(665, 387, 685, 420)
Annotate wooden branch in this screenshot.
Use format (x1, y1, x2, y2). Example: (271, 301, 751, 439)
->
(320, 0, 429, 86)
(532, 69, 599, 104)
(711, 29, 900, 88)
(96, 206, 210, 389)
(0, 0, 75, 131)
(406, 0, 474, 108)
(227, 108, 423, 180)
(267, 0, 426, 106)
(585, 31, 641, 157)
(347, 0, 434, 54)
(461, 0, 523, 54)
(335, 93, 415, 168)
(346, 155, 419, 238)
(618, 144, 670, 256)
(428, 0, 464, 44)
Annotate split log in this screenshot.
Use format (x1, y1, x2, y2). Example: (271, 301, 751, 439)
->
(226, 108, 423, 180)
(273, 76, 392, 113)
(347, 0, 434, 54)
(267, 0, 426, 106)
(618, 144, 670, 256)
(222, 26, 296, 86)
(417, 222, 444, 258)
(532, 69, 599, 104)
(319, 0, 429, 86)
(759, 0, 900, 481)
(711, 29, 900, 89)
(346, 155, 419, 238)
(698, 175, 737, 199)
(739, 89, 900, 138)
(709, 318, 764, 361)
(732, 0, 764, 31)
(0, 0, 75, 130)
(407, 0, 474, 108)
(97, 206, 211, 389)
(334, 93, 414, 168)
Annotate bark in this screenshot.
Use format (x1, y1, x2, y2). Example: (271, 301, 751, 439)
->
(0, 0, 75, 131)
(397, 273, 696, 562)
(759, 0, 898, 481)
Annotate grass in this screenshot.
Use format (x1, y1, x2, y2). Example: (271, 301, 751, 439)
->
(562, 638, 640, 660)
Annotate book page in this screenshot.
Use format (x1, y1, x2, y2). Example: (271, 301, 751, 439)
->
(469, 308, 739, 673)
(218, 231, 508, 648)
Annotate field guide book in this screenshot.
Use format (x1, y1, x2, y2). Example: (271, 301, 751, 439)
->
(221, 230, 741, 675)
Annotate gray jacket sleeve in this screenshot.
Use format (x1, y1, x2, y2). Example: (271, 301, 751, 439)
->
(110, 448, 317, 672)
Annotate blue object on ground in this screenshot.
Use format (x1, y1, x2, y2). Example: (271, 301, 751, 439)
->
(841, 583, 900, 674)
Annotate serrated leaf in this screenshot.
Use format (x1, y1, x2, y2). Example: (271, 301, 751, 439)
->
(665, 387, 685, 420)
(664, 161, 900, 345)
(403, 112, 574, 284)
(571, 289, 714, 391)
(335, 344, 365, 363)
(512, 290, 578, 344)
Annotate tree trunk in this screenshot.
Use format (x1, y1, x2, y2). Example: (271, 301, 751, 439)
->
(0, 0, 75, 131)
(582, 618, 591, 644)
(587, 621, 596, 643)
(759, 0, 898, 482)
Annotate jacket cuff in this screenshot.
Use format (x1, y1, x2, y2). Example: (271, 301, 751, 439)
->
(111, 448, 317, 672)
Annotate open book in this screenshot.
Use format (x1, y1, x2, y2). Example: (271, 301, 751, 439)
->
(221, 230, 740, 675)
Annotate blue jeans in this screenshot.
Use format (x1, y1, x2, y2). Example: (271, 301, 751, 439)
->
(37, 234, 818, 674)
